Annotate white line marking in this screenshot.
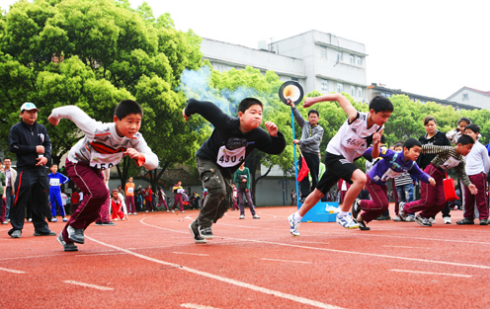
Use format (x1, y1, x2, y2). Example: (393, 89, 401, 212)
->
(390, 269, 472, 278)
(0, 267, 25, 274)
(75, 252, 126, 257)
(86, 235, 344, 309)
(292, 241, 330, 245)
(261, 258, 312, 264)
(140, 218, 490, 270)
(383, 245, 427, 249)
(181, 304, 220, 309)
(64, 280, 114, 291)
(172, 252, 209, 257)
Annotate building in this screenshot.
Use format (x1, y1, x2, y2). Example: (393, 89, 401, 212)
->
(447, 87, 490, 110)
(366, 83, 481, 111)
(200, 29, 368, 102)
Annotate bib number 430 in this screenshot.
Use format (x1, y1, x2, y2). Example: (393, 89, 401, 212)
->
(219, 154, 244, 164)
(216, 146, 246, 168)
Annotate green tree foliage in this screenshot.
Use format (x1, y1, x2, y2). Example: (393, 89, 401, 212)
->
(0, 0, 205, 190)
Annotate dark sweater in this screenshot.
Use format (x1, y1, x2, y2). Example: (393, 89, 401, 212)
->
(8, 120, 52, 169)
(417, 130, 451, 170)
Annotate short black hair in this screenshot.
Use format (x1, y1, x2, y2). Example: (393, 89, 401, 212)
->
(3, 157, 10, 162)
(368, 96, 393, 113)
(458, 117, 471, 125)
(238, 98, 263, 114)
(114, 100, 143, 120)
(51, 163, 58, 167)
(403, 138, 422, 150)
(424, 116, 436, 126)
(464, 123, 480, 134)
(393, 141, 404, 149)
(308, 109, 319, 117)
(457, 135, 475, 146)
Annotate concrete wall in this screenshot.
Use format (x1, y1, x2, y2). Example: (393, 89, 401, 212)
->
(448, 89, 490, 110)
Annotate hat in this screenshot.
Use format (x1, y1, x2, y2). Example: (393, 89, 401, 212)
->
(20, 102, 39, 112)
(112, 189, 119, 193)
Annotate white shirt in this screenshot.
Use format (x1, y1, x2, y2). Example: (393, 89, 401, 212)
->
(326, 112, 383, 162)
(50, 106, 158, 171)
(464, 141, 490, 176)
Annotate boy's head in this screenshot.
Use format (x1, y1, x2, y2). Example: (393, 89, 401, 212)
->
(114, 100, 143, 138)
(464, 123, 480, 142)
(368, 96, 393, 126)
(307, 109, 319, 126)
(393, 141, 404, 152)
(403, 138, 422, 161)
(455, 135, 475, 156)
(50, 164, 58, 173)
(457, 117, 471, 132)
(238, 98, 263, 132)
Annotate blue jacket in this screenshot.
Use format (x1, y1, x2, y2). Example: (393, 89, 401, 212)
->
(48, 172, 70, 190)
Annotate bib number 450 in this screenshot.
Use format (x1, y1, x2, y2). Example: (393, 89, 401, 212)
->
(91, 162, 114, 170)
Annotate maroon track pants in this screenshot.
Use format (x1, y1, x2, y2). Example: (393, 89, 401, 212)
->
(403, 164, 445, 218)
(173, 194, 183, 211)
(464, 173, 488, 220)
(61, 159, 109, 244)
(359, 176, 389, 223)
(126, 195, 135, 213)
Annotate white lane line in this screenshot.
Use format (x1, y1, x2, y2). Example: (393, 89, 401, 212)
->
(261, 258, 312, 264)
(0, 267, 25, 274)
(86, 235, 344, 309)
(383, 245, 427, 249)
(140, 218, 490, 270)
(390, 269, 472, 278)
(172, 252, 209, 257)
(181, 304, 220, 309)
(76, 252, 126, 257)
(292, 241, 330, 245)
(64, 280, 114, 291)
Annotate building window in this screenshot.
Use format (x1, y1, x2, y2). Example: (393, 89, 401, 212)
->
(320, 46, 328, 59)
(337, 51, 343, 62)
(357, 57, 363, 66)
(349, 54, 355, 65)
(320, 79, 328, 92)
(337, 83, 343, 93)
(350, 86, 355, 97)
(357, 88, 363, 98)
(463, 93, 469, 100)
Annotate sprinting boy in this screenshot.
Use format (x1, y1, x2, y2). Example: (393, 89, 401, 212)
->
(352, 138, 435, 230)
(288, 94, 392, 235)
(48, 164, 70, 222)
(457, 124, 490, 225)
(399, 135, 477, 226)
(48, 100, 158, 251)
(182, 98, 286, 243)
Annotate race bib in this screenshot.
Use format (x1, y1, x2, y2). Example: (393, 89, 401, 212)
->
(127, 187, 134, 194)
(216, 146, 245, 168)
(380, 169, 403, 182)
(90, 152, 123, 170)
(49, 178, 60, 186)
(440, 157, 460, 171)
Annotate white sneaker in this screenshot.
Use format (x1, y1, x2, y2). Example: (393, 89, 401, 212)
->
(239, 215, 245, 219)
(181, 211, 185, 214)
(443, 217, 452, 224)
(167, 210, 169, 212)
(336, 213, 359, 229)
(288, 213, 301, 236)
(405, 215, 416, 222)
(146, 210, 149, 213)
(172, 210, 175, 213)
(429, 218, 436, 224)
(393, 216, 402, 222)
(133, 212, 137, 215)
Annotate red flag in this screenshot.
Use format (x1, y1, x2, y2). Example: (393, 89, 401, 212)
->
(297, 156, 309, 182)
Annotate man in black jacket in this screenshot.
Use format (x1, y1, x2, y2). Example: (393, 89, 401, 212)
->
(7, 103, 56, 238)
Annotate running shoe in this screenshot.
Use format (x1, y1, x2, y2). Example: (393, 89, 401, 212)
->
(51, 218, 58, 223)
(288, 213, 301, 236)
(62, 217, 68, 222)
(33, 230, 56, 236)
(398, 202, 407, 221)
(429, 218, 436, 224)
(415, 215, 432, 227)
(456, 218, 474, 225)
(67, 225, 85, 244)
(198, 226, 214, 239)
(10, 230, 21, 238)
(57, 233, 78, 252)
(443, 216, 452, 224)
(188, 222, 207, 244)
(405, 215, 415, 222)
(480, 219, 488, 226)
(253, 214, 260, 219)
(336, 213, 359, 229)
(239, 215, 245, 219)
(352, 198, 361, 220)
(357, 220, 371, 231)
(393, 216, 402, 222)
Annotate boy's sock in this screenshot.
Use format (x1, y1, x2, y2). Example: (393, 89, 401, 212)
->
(338, 210, 350, 218)
(294, 212, 303, 222)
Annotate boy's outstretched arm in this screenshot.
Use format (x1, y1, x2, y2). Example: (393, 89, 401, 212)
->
(182, 99, 229, 130)
(257, 121, 286, 155)
(303, 93, 357, 123)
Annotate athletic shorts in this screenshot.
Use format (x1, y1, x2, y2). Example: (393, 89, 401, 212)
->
(316, 152, 359, 194)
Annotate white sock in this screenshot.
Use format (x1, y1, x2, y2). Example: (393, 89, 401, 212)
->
(338, 210, 349, 218)
(294, 212, 303, 222)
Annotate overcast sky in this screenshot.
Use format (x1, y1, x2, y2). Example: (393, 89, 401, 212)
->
(2, 0, 489, 99)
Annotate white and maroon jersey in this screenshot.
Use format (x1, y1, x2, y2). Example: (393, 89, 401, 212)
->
(326, 112, 383, 162)
(50, 106, 158, 170)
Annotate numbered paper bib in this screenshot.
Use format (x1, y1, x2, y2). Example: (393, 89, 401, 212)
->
(127, 187, 134, 194)
(440, 157, 460, 171)
(90, 152, 123, 170)
(49, 178, 60, 186)
(217, 146, 245, 168)
(380, 169, 403, 182)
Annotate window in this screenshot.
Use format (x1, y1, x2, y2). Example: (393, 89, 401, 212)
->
(349, 54, 355, 65)
(357, 88, 363, 98)
(337, 51, 343, 62)
(463, 93, 469, 100)
(357, 56, 363, 66)
(337, 83, 343, 93)
(320, 46, 328, 59)
(320, 79, 328, 92)
(350, 86, 355, 97)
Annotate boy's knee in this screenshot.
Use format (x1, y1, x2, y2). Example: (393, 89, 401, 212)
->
(352, 173, 367, 186)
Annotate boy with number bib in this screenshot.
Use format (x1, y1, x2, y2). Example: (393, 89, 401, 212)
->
(288, 94, 393, 236)
(48, 164, 70, 222)
(182, 98, 286, 243)
(352, 139, 435, 230)
(399, 135, 477, 226)
(48, 100, 158, 251)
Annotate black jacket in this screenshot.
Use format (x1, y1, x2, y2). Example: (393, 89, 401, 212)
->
(8, 120, 52, 169)
(417, 130, 451, 170)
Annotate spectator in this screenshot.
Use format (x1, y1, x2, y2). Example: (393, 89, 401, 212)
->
(1, 158, 17, 224)
(291, 190, 296, 205)
(135, 188, 144, 212)
(111, 189, 125, 221)
(125, 177, 137, 215)
(156, 186, 168, 211)
(143, 185, 153, 212)
(71, 189, 80, 214)
(0, 164, 5, 224)
(234, 162, 260, 220)
(172, 181, 184, 213)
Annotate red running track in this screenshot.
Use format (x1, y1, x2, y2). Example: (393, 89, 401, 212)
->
(1, 205, 490, 309)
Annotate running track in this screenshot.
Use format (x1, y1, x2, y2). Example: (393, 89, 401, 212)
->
(1, 206, 489, 309)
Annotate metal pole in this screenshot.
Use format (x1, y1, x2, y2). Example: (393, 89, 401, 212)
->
(291, 107, 300, 208)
